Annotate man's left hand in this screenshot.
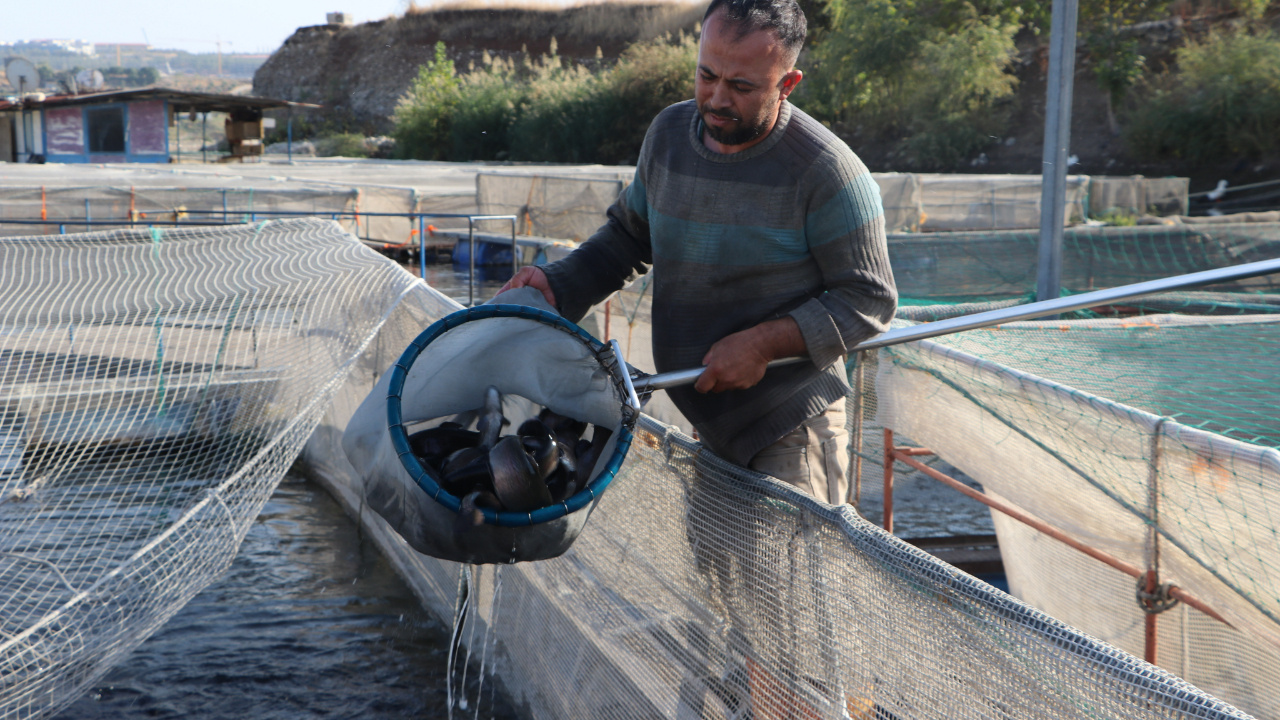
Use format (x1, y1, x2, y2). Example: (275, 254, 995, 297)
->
(694, 317, 806, 393)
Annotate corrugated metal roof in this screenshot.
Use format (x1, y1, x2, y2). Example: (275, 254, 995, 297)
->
(0, 87, 320, 112)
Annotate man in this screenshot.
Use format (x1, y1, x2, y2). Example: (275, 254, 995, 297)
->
(500, 0, 896, 506)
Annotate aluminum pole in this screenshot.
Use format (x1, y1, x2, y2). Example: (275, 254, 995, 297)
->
(632, 257, 1280, 392)
(1036, 0, 1081, 305)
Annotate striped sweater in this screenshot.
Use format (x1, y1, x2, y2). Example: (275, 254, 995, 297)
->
(542, 100, 896, 465)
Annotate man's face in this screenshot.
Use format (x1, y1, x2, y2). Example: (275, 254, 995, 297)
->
(695, 9, 802, 152)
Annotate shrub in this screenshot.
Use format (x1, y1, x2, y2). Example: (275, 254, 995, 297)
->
(314, 133, 373, 158)
(1126, 29, 1280, 164)
(392, 42, 461, 160)
(591, 33, 697, 164)
(393, 34, 696, 164)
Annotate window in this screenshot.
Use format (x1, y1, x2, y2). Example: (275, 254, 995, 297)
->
(86, 107, 125, 153)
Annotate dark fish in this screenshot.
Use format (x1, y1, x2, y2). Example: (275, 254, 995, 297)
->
(409, 426, 480, 462)
(488, 435, 551, 512)
(454, 490, 486, 535)
(538, 407, 587, 447)
(441, 447, 490, 496)
(544, 441, 579, 502)
(575, 425, 614, 487)
(517, 418, 558, 480)
(476, 386, 507, 449)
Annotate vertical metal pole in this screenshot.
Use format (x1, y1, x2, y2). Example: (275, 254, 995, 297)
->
(1145, 570, 1159, 665)
(603, 299, 612, 341)
(202, 113, 208, 164)
(510, 217, 518, 276)
(468, 218, 477, 307)
(287, 108, 293, 164)
(84, 198, 91, 224)
(222, 190, 228, 223)
(1036, 0, 1080, 304)
(1144, 419, 1166, 666)
(883, 428, 895, 533)
(850, 353, 866, 509)
(419, 214, 427, 280)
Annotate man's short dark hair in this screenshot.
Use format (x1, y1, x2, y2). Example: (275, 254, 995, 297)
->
(703, 0, 807, 63)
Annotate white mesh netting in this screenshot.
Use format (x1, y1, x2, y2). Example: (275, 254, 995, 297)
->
(0, 218, 419, 719)
(3, 216, 1269, 720)
(867, 311, 1280, 718)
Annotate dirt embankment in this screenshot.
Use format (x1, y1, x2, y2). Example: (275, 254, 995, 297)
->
(253, 2, 705, 134)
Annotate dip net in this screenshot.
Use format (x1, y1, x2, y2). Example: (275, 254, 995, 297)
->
(0, 218, 419, 719)
(302, 229, 1279, 720)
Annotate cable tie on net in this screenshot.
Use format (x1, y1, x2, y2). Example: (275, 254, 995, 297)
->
(1135, 576, 1181, 615)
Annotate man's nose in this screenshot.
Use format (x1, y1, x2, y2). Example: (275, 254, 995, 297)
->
(709, 81, 732, 112)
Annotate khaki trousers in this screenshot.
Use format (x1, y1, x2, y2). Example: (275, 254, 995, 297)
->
(747, 398, 850, 506)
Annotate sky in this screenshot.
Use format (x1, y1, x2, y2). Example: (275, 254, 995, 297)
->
(2, 0, 412, 55)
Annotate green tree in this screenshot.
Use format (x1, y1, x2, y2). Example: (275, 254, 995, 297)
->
(1090, 28, 1145, 136)
(801, 0, 1019, 169)
(1126, 28, 1280, 163)
(392, 42, 461, 161)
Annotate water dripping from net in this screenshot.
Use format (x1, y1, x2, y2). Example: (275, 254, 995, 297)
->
(458, 562, 485, 713)
(474, 564, 505, 719)
(446, 564, 473, 720)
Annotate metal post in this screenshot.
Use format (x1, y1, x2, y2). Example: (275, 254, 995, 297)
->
(418, 214, 427, 280)
(469, 222, 477, 307)
(202, 113, 208, 164)
(287, 108, 293, 163)
(850, 352, 866, 509)
(510, 217, 518, 277)
(883, 428, 895, 533)
(222, 190, 228, 224)
(1036, 0, 1080, 305)
(84, 198, 91, 224)
(1144, 419, 1166, 665)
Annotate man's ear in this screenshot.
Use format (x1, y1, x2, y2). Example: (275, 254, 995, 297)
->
(779, 69, 803, 100)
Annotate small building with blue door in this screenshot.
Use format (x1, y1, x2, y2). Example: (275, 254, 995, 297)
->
(0, 88, 315, 164)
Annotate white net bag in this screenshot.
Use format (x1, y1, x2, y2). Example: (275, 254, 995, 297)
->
(342, 288, 639, 565)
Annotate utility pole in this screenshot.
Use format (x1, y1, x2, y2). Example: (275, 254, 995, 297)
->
(1036, 0, 1081, 304)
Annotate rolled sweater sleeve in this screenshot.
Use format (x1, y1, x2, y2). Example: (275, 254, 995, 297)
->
(789, 162, 897, 370)
(540, 175, 652, 324)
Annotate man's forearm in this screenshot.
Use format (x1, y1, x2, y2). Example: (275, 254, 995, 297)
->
(746, 317, 807, 361)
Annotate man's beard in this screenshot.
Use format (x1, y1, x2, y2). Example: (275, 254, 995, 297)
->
(700, 103, 773, 147)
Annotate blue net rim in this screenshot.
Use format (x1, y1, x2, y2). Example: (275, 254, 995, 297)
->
(385, 303, 633, 527)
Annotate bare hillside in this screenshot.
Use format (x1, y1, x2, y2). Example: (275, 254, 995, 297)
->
(253, 2, 706, 133)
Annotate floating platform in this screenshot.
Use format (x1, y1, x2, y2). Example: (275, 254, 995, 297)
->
(432, 229, 575, 268)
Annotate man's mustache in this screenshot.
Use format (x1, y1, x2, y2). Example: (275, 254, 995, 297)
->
(703, 107, 741, 122)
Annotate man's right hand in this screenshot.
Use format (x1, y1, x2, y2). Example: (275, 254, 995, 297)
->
(497, 266, 557, 308)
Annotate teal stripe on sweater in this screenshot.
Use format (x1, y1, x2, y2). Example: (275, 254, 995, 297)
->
(804, 173, 883, 247)
(650, 210, 809, 266)
(626, 173, 648, 219)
